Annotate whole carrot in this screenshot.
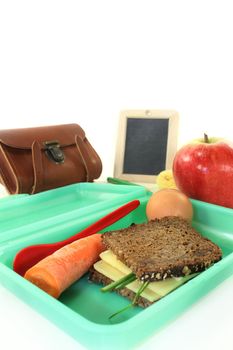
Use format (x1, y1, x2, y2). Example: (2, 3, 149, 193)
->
(24, 234, 104, 298)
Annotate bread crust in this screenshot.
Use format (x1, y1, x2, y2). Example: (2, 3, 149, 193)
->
(102, 216, 222, 282)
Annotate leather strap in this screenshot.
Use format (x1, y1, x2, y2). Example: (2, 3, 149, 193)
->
(75, 135, 96, 182)
(0, 142, 19, 194)
(31, 140, 44, 194)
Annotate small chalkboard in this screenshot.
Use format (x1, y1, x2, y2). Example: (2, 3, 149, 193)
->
(114, 110, 179, 184)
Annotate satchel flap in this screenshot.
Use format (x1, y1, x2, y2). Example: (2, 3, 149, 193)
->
(0, 124, 85, 149)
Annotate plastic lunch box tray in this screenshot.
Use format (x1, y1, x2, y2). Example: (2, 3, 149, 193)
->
(0, 182, 233, 350)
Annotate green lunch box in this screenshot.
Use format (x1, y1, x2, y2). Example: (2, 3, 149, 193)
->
(0, 182, 233, 349)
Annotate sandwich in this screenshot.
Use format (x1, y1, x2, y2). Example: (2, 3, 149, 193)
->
(89, 216, 222, 308)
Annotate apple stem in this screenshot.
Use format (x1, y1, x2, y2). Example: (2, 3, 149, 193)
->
(204, 133, 209, 143)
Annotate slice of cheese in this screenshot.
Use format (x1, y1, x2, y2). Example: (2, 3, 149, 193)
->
(100, 250, 132, 274)
(98, 250, 196, 298)
(94, 260, 160, 302)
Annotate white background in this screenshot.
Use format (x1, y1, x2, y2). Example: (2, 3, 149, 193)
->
(1, 0, 233, 181)
(1, 1, 233, 349)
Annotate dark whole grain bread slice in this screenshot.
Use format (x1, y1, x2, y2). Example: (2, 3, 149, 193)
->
(102, 216, 222, 282)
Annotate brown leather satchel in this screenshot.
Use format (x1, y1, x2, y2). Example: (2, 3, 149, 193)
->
(0, 124, 102, 194)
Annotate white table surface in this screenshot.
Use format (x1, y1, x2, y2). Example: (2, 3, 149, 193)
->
(0, 184, 233, 350)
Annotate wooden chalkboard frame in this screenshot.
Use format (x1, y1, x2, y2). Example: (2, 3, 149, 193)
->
(114, 110, 179, 184)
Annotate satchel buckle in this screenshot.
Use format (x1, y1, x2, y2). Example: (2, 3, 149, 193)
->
(44, 141, 65, 164)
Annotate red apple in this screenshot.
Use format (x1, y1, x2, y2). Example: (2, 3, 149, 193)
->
(173, 134, 233, 208)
